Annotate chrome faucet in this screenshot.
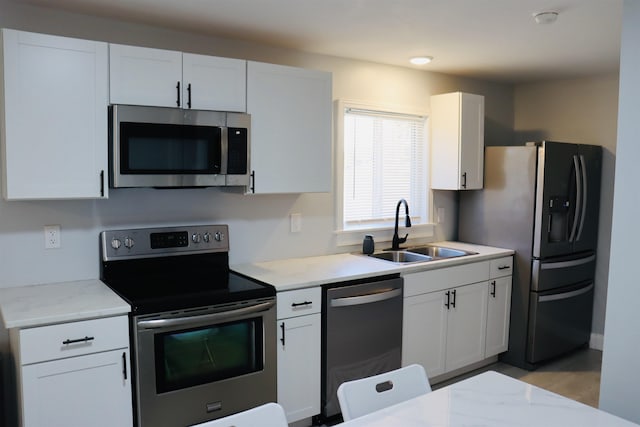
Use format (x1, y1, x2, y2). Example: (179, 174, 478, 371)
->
(392, 198, 412, 250)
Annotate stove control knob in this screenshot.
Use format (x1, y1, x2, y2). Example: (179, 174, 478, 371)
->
(111, 238, 122, 250)
(214, 231, 224, 242)
(203, 232, 211, 243)
(192, 233, 202, 244)
(124, 237, 135, 249)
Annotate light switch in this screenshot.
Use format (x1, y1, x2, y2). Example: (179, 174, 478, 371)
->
(290, 213, 302, 233)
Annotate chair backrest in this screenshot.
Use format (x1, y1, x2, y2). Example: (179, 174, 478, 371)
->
(190, 402, 288, 427)
(337, 364, 432, 421)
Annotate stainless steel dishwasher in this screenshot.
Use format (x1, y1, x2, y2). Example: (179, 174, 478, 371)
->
(321, 274, 403, 419)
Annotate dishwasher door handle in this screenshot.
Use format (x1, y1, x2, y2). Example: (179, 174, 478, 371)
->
(330, 288, 402, 308)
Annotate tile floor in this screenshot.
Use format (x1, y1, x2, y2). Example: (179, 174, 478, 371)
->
(435, 348, 603, 408)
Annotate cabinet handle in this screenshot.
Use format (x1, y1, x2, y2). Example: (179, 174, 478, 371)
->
(462, 172, 467, 189)
(491, 281, 496, 297)
(445, 291, 450, 309)
(498, 265, 511, 270)
(122, 352, 128, 380)
(187, 83, 192, 109)
(451, 289, 457, 308)
(280, 322, 285, 346)
(62, 336, 94, 345)
(176, 81, 181, 107)
(99, 170, 105, 198)
(291, 301, 312, 308)
(250, 171, 256, 193)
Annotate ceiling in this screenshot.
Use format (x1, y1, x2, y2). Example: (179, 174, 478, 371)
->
(18, 0, 623, 83)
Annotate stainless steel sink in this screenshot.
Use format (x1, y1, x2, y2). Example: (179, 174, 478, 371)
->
(368, 250, 432, 263)
(406, 245, 477, 259)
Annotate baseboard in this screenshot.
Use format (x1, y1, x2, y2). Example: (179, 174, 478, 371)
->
(590, 333, 604, 351)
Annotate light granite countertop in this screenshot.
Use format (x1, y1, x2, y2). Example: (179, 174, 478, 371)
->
(232, 241, 513, 292)
(0, 279, 130, 329)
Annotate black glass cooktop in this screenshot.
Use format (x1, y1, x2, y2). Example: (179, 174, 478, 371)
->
(101, 253, 274, 315)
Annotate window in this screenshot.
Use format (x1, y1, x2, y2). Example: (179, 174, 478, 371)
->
(336, 101, 432, 245)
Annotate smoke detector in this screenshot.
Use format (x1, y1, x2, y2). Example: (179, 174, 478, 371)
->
(533, 11, 559, 24)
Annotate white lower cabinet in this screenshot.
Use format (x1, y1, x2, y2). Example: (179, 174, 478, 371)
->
(485, 256, 514, 357)
(403, 281, 488, 377)
(10, 316, 132, 427)
(21, 349, 132, 427)
(402, 257, 512, 380)
(276, 288, 321, 423)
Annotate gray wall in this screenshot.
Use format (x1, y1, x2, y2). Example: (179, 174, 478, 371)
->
(0, 0, 514, 288)
(513, 73, 619, 343)
(599, 0, 640, 421)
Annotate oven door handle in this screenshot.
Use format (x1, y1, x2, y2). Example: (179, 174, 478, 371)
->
(136, 300, 275, 330)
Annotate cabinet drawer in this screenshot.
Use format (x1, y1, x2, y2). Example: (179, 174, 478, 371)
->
(403, 261, 490, 297)
(18, 316, 129, 365)
(490, 256, 513, 278)
(277, 288, 321, 319)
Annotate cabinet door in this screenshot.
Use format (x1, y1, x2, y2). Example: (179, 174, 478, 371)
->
(430, 92, 484, 190)
(109, 44, 182, 107)
(277, 313, 321, 423)
(445, 281, 488, 371)
(402, 291, 448, 377)
(247, 61, 332, 193)
(1, 29, 108, 199)
(183, 53, 246, 112)
(486, 276, 512, 356)
(21, 349, 132, 427)
(458, 93, 484, 190)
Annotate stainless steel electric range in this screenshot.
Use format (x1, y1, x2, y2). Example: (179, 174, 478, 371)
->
(99, 224, 276, 427)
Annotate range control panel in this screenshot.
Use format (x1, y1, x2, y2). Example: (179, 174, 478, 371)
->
(101, 224, 228, 261)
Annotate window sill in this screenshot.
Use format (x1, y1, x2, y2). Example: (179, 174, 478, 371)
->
(334, 223, 436, 247)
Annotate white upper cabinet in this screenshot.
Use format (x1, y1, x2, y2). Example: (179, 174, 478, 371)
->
(247, 61, 332, 194)
(430, 92, 485, 190)
(1, 29, 108, 200)
(109, 44, 247, 111)
(182, 53, 246, 111)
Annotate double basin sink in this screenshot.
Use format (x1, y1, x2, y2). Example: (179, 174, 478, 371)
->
(367, 245, 477, 264)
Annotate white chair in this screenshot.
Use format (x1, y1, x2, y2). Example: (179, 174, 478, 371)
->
(337, 364, 432, 421)
(190, 402, 288, 427)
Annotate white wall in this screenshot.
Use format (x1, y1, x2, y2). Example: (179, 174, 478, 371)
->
(513, 74, 619, 342)
(0, 0, 515, 289)
(599, 0, 640, 421)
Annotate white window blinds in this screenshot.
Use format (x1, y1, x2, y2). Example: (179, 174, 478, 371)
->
(343, 107, 427, 227)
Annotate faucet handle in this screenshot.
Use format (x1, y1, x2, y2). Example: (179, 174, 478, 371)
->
(399, 234, 408, 244)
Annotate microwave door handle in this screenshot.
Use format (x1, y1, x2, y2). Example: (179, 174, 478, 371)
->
(220, 127, 228, 175)
(568, 155, 581, 242)
(576, 154, 588, 241)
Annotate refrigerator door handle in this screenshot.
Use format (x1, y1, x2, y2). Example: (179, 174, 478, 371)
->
(539, 254, 596, 270)
(538, 283, 594, 303)
(576, 154, 588, 242)
(568, 155, 582, 242)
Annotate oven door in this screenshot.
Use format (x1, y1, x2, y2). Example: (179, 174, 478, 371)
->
(132, 299, 276, 427)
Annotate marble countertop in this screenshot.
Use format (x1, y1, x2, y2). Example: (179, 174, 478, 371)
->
(232, 241, 513, 291)
(0, 280, 130, 329)
(338, 370, 638, 427)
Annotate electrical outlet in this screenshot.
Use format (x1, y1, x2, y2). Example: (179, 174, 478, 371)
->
(44, 225, 61, 249)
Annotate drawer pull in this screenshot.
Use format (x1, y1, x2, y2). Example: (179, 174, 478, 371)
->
(62, 336, 94, 345)
(498, 265, 511, 270)
(291, 301, 313, 308)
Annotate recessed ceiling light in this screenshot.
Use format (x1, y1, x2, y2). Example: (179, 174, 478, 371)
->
(533, 11, 559, 25)
(410, 56, 433, 65)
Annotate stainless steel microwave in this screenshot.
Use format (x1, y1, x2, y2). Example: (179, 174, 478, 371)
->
(109, 105, 250, 188)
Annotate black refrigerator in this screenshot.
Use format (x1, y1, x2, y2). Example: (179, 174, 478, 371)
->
(459, 141, 602, 370)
